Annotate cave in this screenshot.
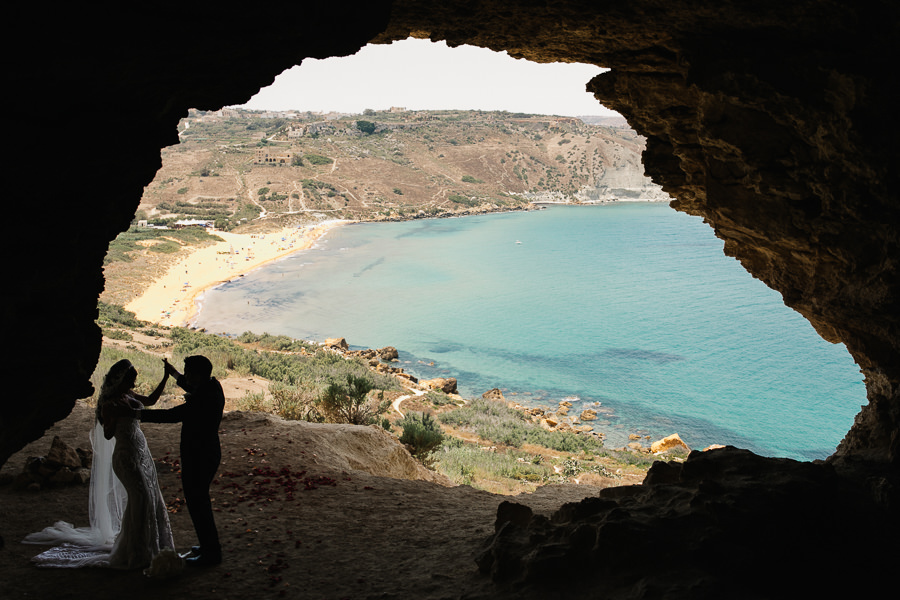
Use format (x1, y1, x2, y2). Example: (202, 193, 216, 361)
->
(4, 1, 897, 596)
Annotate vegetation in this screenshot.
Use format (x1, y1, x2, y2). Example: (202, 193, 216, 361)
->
(448, 194, 480, 208)
(304, 154, 333, 165)
(438, 397, 604, 453)
(319, 374, 390, 425)
(105, 226, 223, 264)
(90, 303, 657, 495)
(138, 108, 639, 226)
(434, 439, 552, 489)
(169, 328, 399, 392)
(97, 301, 144, 329)
(356, 120, 376, 135)
(398, 412, 444, 465)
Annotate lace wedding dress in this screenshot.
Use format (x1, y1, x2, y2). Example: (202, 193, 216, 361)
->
(24, 396, 180, 575)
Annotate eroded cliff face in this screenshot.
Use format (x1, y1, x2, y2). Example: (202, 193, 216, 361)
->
(3, 2, 897, 595)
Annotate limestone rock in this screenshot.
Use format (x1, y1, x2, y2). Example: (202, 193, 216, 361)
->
(580, 409, 598, 421)
(46, 436, 82, 469)
(322, 337, 348, 351)
(482, 388, 505, 402)
(377, 346, 399, 361)
(651, 434, 690, 454)
(421, 378, 458, 394)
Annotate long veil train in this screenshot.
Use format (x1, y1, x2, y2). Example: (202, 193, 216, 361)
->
(22, 421, 127, 567)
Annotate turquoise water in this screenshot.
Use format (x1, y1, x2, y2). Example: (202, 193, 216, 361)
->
(194, 204, 866, 460)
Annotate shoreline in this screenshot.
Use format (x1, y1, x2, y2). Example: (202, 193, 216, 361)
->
(125, 219, 352, 327)
(125, 202, 665, 328)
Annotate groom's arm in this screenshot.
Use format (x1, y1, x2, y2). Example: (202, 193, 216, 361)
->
(138, 403, 188, 424)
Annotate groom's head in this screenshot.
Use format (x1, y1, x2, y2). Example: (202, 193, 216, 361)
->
(184, 355, 213, 387)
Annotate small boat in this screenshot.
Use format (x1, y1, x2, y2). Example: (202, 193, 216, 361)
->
(515, 240, 522, 244)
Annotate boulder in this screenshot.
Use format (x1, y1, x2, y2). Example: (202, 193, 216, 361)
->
(580, 409, 598, 421)
(377, 346, 399, 361)
(46, 436, 82, 469)
(651, 434, 691, 454)
(322, 337, 348, 350)
(482, 388, 505, 402)
(421, 377, 458, 394)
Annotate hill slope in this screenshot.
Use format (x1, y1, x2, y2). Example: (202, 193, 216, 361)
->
(138, 109, 665, 229)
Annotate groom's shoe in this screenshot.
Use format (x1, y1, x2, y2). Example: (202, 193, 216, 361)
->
(186, 550, 222, 567)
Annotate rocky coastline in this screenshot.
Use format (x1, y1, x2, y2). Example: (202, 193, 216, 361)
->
(318, 336, 691, 455)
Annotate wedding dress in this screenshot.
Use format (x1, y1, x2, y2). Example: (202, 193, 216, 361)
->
(24, 395, 180, 575)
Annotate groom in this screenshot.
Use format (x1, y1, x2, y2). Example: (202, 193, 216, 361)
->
(139, 355, 225, 566)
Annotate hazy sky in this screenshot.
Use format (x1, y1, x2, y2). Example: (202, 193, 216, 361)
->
(237, 38, 618, 117)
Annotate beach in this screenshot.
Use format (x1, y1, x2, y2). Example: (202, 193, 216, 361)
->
(125, 220, 350, 327)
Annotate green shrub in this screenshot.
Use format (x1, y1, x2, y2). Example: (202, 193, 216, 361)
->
(318, 374, 389, 425)
(399, 412, 444, 465)
(304, 154, 333, 165)
(448, 194, 479, 207)
(433, 441, 551, 489)
(439, 397, 603, 453)
(270, 381, 322, 422)
(356, 120, 376, 135)
(235, 391, 267, 412)
(461, 175, 483, 184)
(424, 390, 456, 407)
(97, 302, 144, 328)
(102, 328, 133, 341)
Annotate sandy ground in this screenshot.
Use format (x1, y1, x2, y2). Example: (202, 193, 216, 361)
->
(0, 402, 610, 600)
(125, 220, 350, 327)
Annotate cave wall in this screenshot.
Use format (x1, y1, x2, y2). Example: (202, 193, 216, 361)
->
(3, 1, 898, 469)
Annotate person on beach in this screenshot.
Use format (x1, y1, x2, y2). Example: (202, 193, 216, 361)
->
(138, 355, 225, 566)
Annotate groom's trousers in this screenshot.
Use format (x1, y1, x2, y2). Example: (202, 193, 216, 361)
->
(182, 449, 221, 553)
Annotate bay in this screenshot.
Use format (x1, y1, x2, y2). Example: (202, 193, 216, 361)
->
(194, 204, 866, 460)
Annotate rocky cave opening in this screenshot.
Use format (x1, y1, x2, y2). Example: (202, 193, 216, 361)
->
(4, 2, 897, 596)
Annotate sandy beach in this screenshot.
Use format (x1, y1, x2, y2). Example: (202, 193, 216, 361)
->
(125, 220, 350, 327)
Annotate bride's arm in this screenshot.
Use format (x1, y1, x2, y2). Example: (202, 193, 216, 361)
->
(131, 369, 169, 407)
(100, 403, 118, 440)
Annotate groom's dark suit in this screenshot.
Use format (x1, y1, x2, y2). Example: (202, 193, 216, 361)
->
(140, 373, 225, 559)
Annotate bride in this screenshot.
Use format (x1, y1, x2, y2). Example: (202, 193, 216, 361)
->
(24, 359, 181, 575)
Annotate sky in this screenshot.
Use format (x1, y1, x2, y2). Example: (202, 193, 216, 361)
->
(236, 38, 619, 118)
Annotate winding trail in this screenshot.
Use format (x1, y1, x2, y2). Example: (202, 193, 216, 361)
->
(392, 388, 426, 417)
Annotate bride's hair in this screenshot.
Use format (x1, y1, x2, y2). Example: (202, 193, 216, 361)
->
(96, 359, 136, 423)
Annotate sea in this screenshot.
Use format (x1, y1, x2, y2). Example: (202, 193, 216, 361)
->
(193, 203, 866, 461)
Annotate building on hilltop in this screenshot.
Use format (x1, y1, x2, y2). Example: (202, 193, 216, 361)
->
(255, 147, 294, 165)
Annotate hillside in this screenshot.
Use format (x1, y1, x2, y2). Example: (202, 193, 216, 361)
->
(137, 109, 665, 229)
